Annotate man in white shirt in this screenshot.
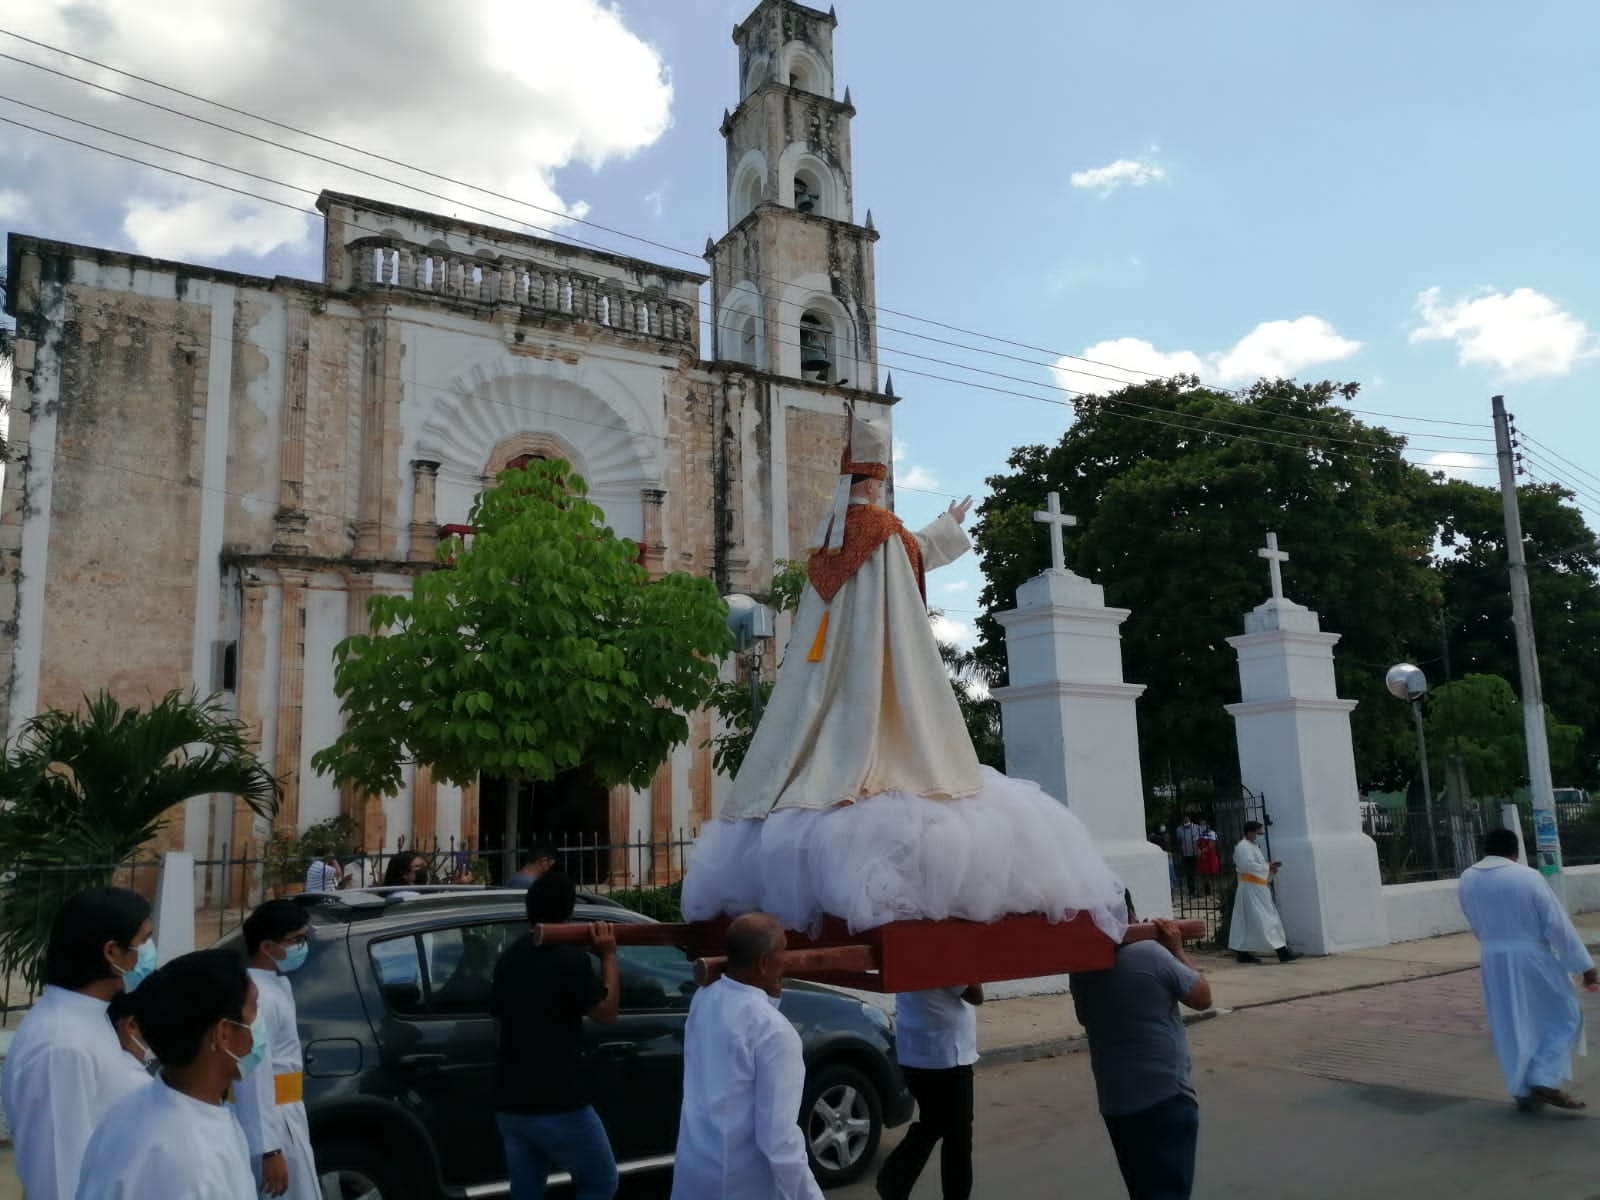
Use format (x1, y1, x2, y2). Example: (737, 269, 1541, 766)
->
(2, 887, 158, 1200)
(233, 900, 320, 1198)
(672, 912, 823, 1200)
(875, 984, 982, 1200)
(1459, 827, 1598, 1111)
(303, 855, 339, 893)
(77, 948, 261, 1199)
(1227, 821, 1300, 964)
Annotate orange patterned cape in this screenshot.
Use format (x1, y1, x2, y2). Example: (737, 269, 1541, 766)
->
(807, 505, 925, 603)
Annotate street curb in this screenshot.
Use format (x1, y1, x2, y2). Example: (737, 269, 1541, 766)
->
(977, 963, 1480, 1071)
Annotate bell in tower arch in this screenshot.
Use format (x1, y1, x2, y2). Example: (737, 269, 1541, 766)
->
(799, 314, 832, 377)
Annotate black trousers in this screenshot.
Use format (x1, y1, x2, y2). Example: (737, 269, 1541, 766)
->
(1103, 1093, 1200, 1200)
(876, 1064, 974, 1200)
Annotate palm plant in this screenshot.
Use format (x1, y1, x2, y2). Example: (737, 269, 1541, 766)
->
(0, 691, 280, 988)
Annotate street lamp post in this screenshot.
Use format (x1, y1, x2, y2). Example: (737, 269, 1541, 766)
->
(1386, 663, 1440, 875)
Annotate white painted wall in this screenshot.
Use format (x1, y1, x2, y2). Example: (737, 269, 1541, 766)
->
(1385, 865, 1600, 943)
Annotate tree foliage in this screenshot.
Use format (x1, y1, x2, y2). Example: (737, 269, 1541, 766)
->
(1420, 673, 1582, 800)
(973, 377, 1440, 794)
(0, 691, 280, 988)
(1427, 478, 1600, 783)
(312, 461, 734, 795)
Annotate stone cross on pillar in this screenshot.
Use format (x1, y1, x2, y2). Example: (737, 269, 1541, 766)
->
(1033, 492, 1077, 573)
(1258, 531, 1290, 602)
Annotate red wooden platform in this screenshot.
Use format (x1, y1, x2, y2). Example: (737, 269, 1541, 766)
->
(540, 912, 1202, 992)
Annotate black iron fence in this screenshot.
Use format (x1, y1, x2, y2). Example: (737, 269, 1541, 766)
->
(0, 832, 696, 1027)
(1163, 787, 1270, 944)
(1366, 798, 1600, 883)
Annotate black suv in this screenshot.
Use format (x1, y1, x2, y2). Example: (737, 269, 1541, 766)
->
(216, 888, 912, 1198)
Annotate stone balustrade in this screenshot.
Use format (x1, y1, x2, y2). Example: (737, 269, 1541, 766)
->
(352, 239, 696, 345)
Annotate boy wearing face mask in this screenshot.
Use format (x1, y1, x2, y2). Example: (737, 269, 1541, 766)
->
(2, 886, 157, 1200)
(231, 900, 319, 1200)
(108, 989, 158, 1075)
(76, 948, 261, 1198)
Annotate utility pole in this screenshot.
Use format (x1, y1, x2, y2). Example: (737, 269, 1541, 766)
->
(1491, 395, 1564, 903)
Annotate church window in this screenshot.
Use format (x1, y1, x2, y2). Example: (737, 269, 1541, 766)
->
(792, 166, 828, 217)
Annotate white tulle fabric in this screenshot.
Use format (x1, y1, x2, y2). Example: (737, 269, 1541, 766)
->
(682, 766, 1130, 943)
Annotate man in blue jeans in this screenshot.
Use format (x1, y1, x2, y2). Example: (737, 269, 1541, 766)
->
(491, 873, 620, 1200)
(1070, 895, 1212, 1199)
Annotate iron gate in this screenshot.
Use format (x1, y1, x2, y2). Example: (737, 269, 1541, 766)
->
(1163, 786, 1269, 942)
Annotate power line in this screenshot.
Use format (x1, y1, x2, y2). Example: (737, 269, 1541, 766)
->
(0, 28, 1512, 442)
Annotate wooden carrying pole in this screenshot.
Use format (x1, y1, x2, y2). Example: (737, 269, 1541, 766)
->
(533, 918, 1206, 951)
(693, 944, 879, 987)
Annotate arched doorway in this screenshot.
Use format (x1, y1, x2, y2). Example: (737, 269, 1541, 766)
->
(477, 767, 612, 885)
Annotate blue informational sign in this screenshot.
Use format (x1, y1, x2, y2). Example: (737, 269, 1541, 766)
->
(1533, 808, 1562, 877)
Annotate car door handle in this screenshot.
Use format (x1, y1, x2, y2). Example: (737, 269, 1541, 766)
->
(593, 1042, 640, 1061)
(398, 1053, 447, 1079)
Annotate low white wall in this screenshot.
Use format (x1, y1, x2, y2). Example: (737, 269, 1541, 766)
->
(1385, 863, 1600, 944)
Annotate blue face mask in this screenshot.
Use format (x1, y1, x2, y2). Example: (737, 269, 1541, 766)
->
(225, 1015, 270, 1079)
(118, 940, 158, 993)
(277, 941, 309, 974)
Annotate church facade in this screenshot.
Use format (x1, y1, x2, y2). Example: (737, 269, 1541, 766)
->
(0, 0, 895, 882)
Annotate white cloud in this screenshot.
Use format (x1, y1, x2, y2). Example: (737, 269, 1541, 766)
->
(930, 613, 975, 648)
(1070, 158, 1166, 194)
(0, 189, 26, 221)
(1410, 286, 1597, 381)
(0, 0, 673, 261)
(1211, 317, 1361, 383)
(1421, 451, 1490, 482)
(941, 579, 970, 593)
(891, 438, 939, 491)
(1052, 318, 1361, 397)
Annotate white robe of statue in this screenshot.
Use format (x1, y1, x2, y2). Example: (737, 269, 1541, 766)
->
(1227, 837, 1287, 953)
(683, 445, 1127, 940)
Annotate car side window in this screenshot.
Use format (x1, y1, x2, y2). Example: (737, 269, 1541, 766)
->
(369, 922, 520, 1018)
(616, 944, 696, 1012)
(425, 922, 519, 1017)
(370, 935, 426, 1016)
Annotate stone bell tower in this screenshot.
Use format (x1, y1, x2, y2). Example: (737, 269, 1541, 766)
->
(707, 0, 881, 392)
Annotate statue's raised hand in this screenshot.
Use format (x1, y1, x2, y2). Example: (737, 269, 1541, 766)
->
(947, 495, 973, 525)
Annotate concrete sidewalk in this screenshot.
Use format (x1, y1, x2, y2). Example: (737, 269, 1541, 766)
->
(973, 930, 1508, 1065)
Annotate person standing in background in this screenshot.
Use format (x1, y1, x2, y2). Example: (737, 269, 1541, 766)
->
(875, 984, 982, 1200)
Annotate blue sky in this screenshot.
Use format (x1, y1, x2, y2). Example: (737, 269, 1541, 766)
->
(3, 0, 1598, 641)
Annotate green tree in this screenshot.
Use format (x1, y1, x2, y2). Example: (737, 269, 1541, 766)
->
(973, 377, 1440, 796)
(312, 460, 733, 798)
(1427, 478, 1600, 787)
(1420, 673, 1582, 799)
(0, 691, 280, 988)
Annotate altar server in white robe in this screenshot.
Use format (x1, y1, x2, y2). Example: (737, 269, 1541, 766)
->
(1459, 827, 1599, 1111)
(684, 410, 1128, 940)
(672, 913, 823, 1200)
(1227, 822, 1300, 965)
(1, 887, 157, 1200)
(77, 948, 262, 1199)
(233, 900, 319, 1198)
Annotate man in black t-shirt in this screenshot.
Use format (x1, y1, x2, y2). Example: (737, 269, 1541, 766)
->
(491, 872, 620, 1200)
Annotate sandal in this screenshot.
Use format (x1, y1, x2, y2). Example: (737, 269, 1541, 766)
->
(1529, 1087, 1587, 1110)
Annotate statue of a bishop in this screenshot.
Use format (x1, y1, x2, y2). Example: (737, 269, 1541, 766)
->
(683, 411, 1127, 940)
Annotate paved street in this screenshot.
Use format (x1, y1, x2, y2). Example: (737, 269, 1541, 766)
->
(826, 971, 1600, 1200)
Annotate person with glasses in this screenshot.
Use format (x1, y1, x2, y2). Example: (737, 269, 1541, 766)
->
(232, 900, 320, 1198)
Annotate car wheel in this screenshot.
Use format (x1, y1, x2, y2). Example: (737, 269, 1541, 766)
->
(316, 1138, 422, 1200)
(802, 1062, 883, 1188)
